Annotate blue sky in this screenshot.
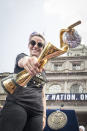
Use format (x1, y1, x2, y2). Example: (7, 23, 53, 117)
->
(0, 0, 87, 73)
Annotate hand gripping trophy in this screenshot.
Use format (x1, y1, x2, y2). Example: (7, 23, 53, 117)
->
(1, 21, 81, 94)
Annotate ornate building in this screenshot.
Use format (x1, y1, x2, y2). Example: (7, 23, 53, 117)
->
(0, 44, 87, 129)
(44, 44, 87, 129)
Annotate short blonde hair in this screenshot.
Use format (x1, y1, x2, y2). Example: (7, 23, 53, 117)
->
(29, 32, 45, 42)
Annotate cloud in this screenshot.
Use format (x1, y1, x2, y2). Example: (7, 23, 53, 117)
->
(43, 0, 80, 30)
(43, 0, 87, 19)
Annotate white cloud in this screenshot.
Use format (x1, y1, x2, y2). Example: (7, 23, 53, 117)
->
(44, 0, 87, 17)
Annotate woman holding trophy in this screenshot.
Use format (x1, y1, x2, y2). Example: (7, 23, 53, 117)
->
(0, 21, 81, 131)
(0, 32, 47, 131)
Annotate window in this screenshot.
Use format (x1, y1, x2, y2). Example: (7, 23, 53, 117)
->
(48, 85, 61, 94)
(70, 84, 83, 93)
(54, 64, 62, 71)
(72, 63, 80, 70)
(76, 54, 80, 56)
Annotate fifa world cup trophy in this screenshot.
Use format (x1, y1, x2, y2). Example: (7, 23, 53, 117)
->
(1, 21, 81, 94)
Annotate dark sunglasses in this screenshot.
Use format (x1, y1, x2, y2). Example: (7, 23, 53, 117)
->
(29, 40, 44, 48)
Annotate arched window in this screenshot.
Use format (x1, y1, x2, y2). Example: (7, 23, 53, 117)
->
(70, 84, 83, 93)
(47, 85, 61, 94)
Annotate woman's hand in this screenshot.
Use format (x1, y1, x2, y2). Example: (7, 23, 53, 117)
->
(18, 56, 42, 76)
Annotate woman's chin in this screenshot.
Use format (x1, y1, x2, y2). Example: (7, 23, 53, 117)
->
(31, 53, 39, 57)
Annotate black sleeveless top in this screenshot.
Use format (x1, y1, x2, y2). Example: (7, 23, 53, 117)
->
(6, 53, 46, 114)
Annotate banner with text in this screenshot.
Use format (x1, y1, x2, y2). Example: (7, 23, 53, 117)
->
(45, 93, 87, 101)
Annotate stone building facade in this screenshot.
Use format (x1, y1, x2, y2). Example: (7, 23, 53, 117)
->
(0, 44, 87, 129)
(44, 44, 87, 129)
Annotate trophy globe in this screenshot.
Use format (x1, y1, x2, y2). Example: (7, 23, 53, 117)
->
(63, 30, 81, 48)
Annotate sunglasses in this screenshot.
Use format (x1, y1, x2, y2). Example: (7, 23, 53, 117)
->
(29, 40, 44, 48)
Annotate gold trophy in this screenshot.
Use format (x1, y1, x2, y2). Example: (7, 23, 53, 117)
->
(1, 21, 81, 94)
